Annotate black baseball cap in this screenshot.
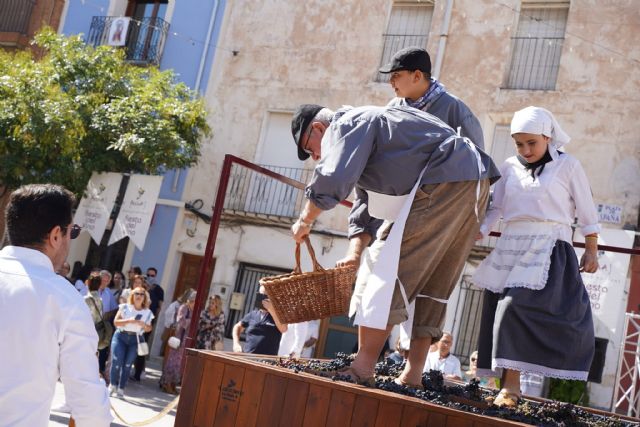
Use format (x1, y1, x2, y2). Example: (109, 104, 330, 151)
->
(379, 46, 431, 74)
(291, 104, 324, 160)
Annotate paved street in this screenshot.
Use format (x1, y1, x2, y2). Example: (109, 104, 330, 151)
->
(49, 357, 177, 427)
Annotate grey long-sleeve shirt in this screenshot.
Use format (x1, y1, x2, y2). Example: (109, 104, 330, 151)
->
(388, 90, 485, 150)
(305, 106, 500, 238)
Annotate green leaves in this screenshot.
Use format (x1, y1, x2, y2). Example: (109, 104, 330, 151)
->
(0, 28, 210, 194)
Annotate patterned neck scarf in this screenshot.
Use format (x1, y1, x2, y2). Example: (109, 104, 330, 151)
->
(406, 78, 446, 111)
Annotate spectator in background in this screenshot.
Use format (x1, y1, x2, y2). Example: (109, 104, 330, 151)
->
(127, 265, 142, 285)
(423, 332, 462, 380)
(196, 295, 226, 351)
(132, 267, 164, 381)
(463, 350, 497, 388)
(278, 321, 308, 358)
(161, 288, 195, 362)
(232, 286, 287, 355)
(73, 264, 92, 296)
(387, 338, 410, 365)
(109, 270, 125, 303)
(160, 291, 196, 394)
(301, 319, 320, 358)
(98, 270, 118, 377)
(109, 286, 154, 398)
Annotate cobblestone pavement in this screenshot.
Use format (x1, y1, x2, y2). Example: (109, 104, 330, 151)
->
(49, 357, 177, 427)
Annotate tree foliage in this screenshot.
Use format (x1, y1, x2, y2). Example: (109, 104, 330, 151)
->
(0, 28, 210, 194)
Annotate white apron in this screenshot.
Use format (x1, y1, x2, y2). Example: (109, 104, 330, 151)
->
(349, 134, 485, 339)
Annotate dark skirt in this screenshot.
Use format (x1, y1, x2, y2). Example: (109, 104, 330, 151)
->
(476, 240, 594, 381)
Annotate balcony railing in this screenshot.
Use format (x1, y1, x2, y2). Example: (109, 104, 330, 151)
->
(223, 164, 314, 221)
(86, 16, 169, 66)
(0, 0, 36, 34)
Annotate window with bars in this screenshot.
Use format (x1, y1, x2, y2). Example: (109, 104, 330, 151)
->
(375, 2, 434, 83)
(490, 124, 515, 168)
(505, 2, 569, 90)
(224, 263, 289, 337)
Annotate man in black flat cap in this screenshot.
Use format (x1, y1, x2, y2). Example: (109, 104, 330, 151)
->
(381, 46, 484, 149)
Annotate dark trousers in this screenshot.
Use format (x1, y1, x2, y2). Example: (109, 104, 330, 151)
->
(98, 346, 110, 375)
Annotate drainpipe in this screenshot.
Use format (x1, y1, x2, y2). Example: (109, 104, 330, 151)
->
(432, 0, 454, 80)
(194, 0, 220, 94)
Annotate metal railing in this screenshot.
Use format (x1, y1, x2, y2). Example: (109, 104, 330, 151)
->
(0, 0, 36, 34)
(86, 16, 170, 66)
(613, 313, 640, 416)
(223, 164, 313, 220)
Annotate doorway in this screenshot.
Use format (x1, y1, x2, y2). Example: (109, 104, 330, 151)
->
(173, 253, 215, 302)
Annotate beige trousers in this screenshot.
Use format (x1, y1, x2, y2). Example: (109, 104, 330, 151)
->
(355, 180, 489, 339)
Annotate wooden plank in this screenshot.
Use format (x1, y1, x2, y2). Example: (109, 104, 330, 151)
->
(400, 405, 429, 427)
(350, 394, 380, 427)
(446, 415, 474, 427)
(255, 374, 288, 427)
(374, 401, 403, 427)
(428, 412, 447, 426)
(278, 378, 310, 427)
(301, 383, 332, 427)
(174, 353, 204, 427)
(193, 360, 225, 427)
(326, 389, 356, 426)
(213, 364, 247, 427)
(234, 369, 266, 427)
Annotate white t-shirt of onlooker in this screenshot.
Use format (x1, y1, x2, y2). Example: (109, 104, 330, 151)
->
(423, 351, 462, 378)
(118, 303, 154, 334)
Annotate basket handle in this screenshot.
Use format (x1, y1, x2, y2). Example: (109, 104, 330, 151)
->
(294, 237, 325, 274)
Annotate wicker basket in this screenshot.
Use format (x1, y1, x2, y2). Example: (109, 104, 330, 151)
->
(260, 238, 357, 324)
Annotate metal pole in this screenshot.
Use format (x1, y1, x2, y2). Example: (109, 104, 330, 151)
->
(184, 155, 233, 349)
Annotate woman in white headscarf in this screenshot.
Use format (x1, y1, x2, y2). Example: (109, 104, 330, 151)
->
(472, 106, 599, 407)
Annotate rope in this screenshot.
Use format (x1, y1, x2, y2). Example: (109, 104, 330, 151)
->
(109, 395, 180, 426)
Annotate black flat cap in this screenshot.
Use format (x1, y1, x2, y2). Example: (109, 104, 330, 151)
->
(291, 104, 324, 160)
(379, 46, 431, 74)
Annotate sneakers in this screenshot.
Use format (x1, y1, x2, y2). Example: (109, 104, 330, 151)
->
(108, 384, 117, 396)
(116, 388, 125, 398)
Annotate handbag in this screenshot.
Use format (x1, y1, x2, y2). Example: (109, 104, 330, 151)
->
(89, 297, 113, 350)
(168, 336, 181, 349)
(137, 333, 150, 356)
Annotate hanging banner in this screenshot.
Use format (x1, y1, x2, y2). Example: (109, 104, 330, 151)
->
(107, 17, 130, 47)
(73, 172, 123, 244)
(574, 228, 634, 333)
(109, 174, 163, 250)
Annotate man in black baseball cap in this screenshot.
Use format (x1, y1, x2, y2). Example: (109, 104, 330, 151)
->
(291, 104, 324, 161)
(380, 46, 485, 150)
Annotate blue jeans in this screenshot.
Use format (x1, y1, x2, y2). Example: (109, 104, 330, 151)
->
(110, 330, 139, 389)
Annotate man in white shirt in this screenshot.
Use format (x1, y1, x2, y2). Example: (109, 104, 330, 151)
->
(278, 321, 307, 358)
(423, 332, 462, 380)
(0, 184, 112, 427)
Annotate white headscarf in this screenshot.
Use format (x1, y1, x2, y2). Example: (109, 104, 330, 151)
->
(510, 106, 570, 160)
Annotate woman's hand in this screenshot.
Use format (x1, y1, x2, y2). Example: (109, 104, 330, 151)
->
(580, 250, 599, 273)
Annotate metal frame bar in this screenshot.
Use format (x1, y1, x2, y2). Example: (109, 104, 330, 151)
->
(613, 313, 640, 416)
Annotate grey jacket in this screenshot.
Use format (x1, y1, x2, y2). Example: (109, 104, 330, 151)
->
(388, 90, 484, 150)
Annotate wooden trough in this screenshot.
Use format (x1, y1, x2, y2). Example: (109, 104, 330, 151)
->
(176, 350, 539, 427)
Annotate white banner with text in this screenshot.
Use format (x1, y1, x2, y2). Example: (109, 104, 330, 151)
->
(73, 172, 123, 244)
(109, 174, 163, 250)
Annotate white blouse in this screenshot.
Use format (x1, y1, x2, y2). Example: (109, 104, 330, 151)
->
(480, 153, 600, 242)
